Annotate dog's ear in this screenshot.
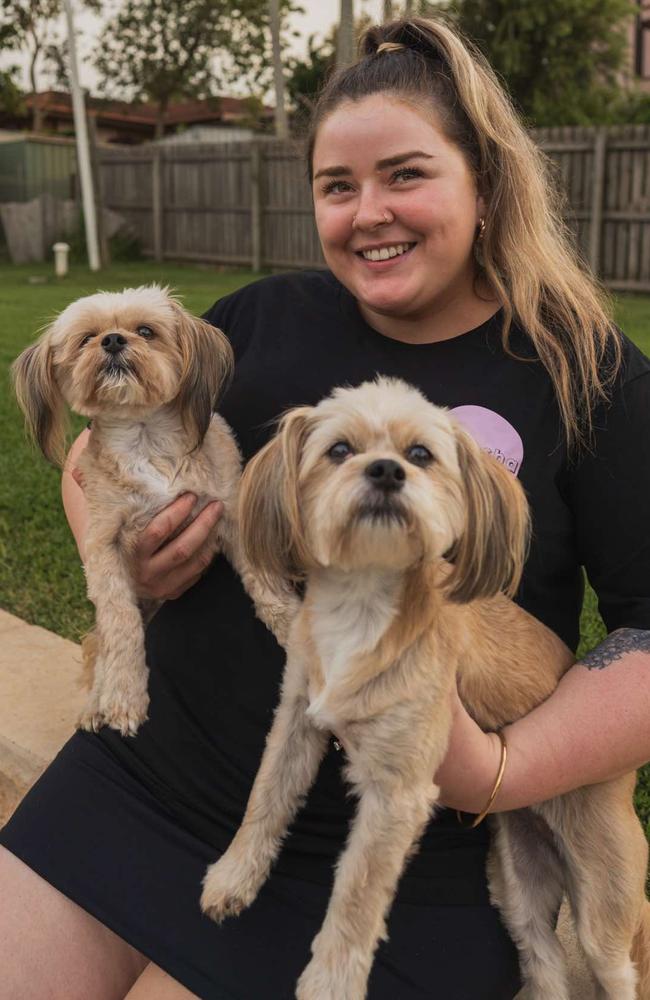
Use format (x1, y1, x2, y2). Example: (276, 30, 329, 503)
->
(445, 425, 530, 603)
(239, 407, 315, 585)
(170, 301, 234, 449)
(12, 335, 68, 466)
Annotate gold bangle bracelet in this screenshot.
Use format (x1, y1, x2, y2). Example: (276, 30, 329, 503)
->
(457, 730, 508, 829)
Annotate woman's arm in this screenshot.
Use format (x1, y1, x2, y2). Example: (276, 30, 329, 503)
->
(61, 429, 224, 599)
(62, 428, 91, 559)
(436, 629, 650, 814)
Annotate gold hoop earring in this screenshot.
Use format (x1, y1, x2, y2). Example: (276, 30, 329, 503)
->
(474, 217, 486, 267)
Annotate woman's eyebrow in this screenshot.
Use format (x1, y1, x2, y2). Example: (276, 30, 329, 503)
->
(376, 150, 434, 170)
(313, 150, 434, 181)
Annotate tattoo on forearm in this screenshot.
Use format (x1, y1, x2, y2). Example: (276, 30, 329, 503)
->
(581, 628, 650, 670)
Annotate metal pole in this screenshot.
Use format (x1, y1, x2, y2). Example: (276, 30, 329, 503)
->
(62, 0, 100, 271)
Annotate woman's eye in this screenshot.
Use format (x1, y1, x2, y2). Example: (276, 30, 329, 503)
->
(406, 444, 433, 466)
(391, 167, 423, 184)
(328, 441, 354, 462)
(137, 325, 154, 339)
(322, 180, 353, 195)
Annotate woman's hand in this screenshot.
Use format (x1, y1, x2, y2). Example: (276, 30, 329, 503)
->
(70, 460, 223, 601)
(130, 494, 224, 601)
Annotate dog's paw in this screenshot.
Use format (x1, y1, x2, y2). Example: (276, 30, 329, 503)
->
(200, 853, 263, 923)
(296, 933, 373, 1000)
(296, 961, 339, 1000)
(77, 687, 149, 737)
(103, 693, 149, 737)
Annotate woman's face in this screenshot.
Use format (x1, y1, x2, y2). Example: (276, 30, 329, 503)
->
(312, 94, 486, 329)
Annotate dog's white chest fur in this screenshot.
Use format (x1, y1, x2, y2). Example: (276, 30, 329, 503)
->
(306, 570, 401, 730)
(108, 421, 174, 498)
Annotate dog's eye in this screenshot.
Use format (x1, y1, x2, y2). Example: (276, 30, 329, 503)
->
(80, 333, 96, 346)
(328, 441, 354, 462)
(136, 325, 154, 339)
(406, 444, 433, 466)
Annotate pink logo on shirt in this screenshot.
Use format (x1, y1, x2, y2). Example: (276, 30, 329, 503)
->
(450, 406, 523, 477)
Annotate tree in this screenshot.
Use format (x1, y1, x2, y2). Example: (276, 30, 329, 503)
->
(337, 0, 355, 70)
(0, 66, 26, 118)
(286, 32, 335, 121)
(269, 0, 288, 139)
(0, 0, 99, 131)
(451, 0, 636, 126)
(93, 0, 300, 140)
(0, 0, 60, 131)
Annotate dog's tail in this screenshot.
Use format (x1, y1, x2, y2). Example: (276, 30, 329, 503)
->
(632, 898, 650, 998)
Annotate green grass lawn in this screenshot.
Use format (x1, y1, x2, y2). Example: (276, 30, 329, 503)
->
(1, 261, 649, 830)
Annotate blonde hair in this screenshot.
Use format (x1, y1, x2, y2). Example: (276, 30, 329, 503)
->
(307, 17, 621, 451)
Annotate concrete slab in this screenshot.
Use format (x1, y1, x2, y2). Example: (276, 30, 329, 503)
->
(0, 610, 85, 764)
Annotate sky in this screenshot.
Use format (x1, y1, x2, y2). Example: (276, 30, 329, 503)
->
(1, 0, 393, 98)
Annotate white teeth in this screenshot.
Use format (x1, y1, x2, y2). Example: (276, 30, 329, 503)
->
(361, 243, 413, 261)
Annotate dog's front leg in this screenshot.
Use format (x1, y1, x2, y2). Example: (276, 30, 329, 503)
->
(80, 528, 149, 737)
(296, 713, 441, 1000)
(201, 647, 329, 921)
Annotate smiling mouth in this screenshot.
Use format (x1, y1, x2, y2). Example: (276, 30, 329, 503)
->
(356, 242, 416, 262)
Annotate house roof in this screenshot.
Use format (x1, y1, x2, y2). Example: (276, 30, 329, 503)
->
(23, 91, 272, 128)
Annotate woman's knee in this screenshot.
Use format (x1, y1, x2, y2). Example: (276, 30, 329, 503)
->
(0, 845, 147, 1000)
(124, 963, 201, 999)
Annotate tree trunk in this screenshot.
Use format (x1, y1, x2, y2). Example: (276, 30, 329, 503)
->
(29, 49, 44, 133)
(337, 0, 355, 71)
(269, 0, 289, 139)
(154, 103, 166, 140)
(383, 0, 393, 21)
(404, 0, 414, 14)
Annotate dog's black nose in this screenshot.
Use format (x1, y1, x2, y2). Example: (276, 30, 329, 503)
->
(364, 458, 406, 491)
(101, 332, 127, 354)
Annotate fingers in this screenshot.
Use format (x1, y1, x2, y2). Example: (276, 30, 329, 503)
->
(136, 493, 199, 559)
(135, 500, 223, 601)
(71, 466, 85, 490)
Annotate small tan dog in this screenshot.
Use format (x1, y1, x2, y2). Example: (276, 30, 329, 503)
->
(200, 377, 650, 1000)
(12, 285, 290, 736)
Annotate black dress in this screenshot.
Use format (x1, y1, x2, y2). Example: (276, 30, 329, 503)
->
(3, 271, 650, 1000)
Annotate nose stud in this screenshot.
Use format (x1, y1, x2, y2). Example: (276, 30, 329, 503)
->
(364, 458, 406, 491)
(352, 212, 393, 229)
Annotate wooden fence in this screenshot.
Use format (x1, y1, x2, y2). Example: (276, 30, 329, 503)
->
(97, 125, 650, 291)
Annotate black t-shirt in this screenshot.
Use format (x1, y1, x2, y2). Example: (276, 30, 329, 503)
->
(98, 269, 650, 903)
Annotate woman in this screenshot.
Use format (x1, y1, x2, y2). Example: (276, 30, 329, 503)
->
(2, 16, 650, 1000)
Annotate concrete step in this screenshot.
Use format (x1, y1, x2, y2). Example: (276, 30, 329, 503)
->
(0, 607, 85, 826)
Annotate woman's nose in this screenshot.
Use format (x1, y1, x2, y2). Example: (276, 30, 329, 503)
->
(352, 188, 394, 231)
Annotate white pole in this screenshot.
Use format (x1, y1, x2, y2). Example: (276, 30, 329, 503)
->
(62, 0, 100, 271)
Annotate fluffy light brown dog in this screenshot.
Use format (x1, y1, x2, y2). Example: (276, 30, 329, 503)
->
(200, 377, 650, 1000)
(12, 285, 291, 736)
